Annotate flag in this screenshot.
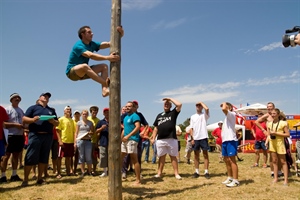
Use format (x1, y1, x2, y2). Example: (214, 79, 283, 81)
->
(232, 104, 245, 125)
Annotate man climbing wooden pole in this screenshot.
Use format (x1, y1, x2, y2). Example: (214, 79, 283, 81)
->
(108, 0, 122, 199)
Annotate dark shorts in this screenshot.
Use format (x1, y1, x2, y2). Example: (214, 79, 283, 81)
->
(0, 139, 5, 158)
(222, 141, 238, 157)
(59, 143, 74, 158)
(67, 65, 94, 81)
(6, 135, 25, 153)
(193, 138, 210, 151)
(178, 141, 181, 151)
(255, 140, 267, 150)
(25, 132, 53, 165)
(51, 139, 59, 159)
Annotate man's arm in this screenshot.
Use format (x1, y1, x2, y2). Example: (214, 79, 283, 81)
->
(150, 127, 157, 144)
(22, 116, 40, 124)
(197, 101, 209, 115)
(220, 102, 228, 115)
(163, 97, 182, 112)
(122, 121, 141, 142)
(81, 51, 119, 62)
(255, 114, 268, 134)
(4, 122, 23, 129)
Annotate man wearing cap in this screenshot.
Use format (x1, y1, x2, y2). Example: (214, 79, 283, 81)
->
(95, 107, 109, 177)
(0, 93, 25, 183)
(212, 121, 223, 163)
(88, 106, 100, 175)
(189, 101, 210, 179)
(151, 97, 182, 180)
(22, 92, 59, 186)
(0, 106, 9, 181)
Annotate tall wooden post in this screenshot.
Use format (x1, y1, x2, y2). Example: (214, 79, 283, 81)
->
(108, 0, 122, 200)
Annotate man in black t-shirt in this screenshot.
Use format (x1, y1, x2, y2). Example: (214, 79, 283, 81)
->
(151, 97, 182, 180)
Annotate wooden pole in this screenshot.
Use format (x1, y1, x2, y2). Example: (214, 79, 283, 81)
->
(108, 0, 122, 200)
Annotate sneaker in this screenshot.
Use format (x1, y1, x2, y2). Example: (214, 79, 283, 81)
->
(10, 175, 23, 182)
(175, 175, 182, 180)
(271, 173, 274, 178)
(187, 159, 190, 164)
(21, 181, 28, 187)
(222, 178, 233, 184)
(237, 157, 243, 162)
(262, 164, 268, 168)
(193, 172, 200, 178)
(80, 172, 85, 178)
(226, 181, 239, 187)
(99, 172, 107, 177)
(295, 159, 300, 164)
(122, 172, 127, 179)
(0, 176, 7, 183)
(204, 173, 210, 179)
(154, 174, 161, 178)
(36, 179, 48, 185)
(251, 163, 258, 168)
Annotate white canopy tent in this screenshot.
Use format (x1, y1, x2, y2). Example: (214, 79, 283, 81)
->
(206, 122, 246, 146)
(235, 103, 267, 115)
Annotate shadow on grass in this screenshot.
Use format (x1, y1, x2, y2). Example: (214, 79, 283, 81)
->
(123, 183, 213, 199)
(239, 179, 255, 185)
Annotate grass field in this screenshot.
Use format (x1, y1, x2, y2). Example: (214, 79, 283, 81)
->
(0, 148, 300, 200)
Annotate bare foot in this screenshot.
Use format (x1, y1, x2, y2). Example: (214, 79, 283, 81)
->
(132, 181, 141, 186)
(102, 89, 109, 97)
(106, 77, 110, 87)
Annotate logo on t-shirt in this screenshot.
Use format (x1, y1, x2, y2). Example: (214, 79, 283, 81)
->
(158, 116, 171, 126)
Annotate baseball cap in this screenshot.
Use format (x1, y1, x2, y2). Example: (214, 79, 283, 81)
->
(103, 107, 109, 112)
(10, 93, 21, 102)
(218, 121, 223, 124)
(40, 92, 51, 98)
(73, 110, 80, 114)
(132, 100, 138, 105)
(64, 106, 71, 110)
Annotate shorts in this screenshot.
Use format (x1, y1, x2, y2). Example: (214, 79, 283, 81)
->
(58, 143, 74, 157)
(99, 146, 108, 168)
(193, 138, 210, 151)
(156, 138, 178, 157)
(6, 135, 25, 153)
(25, 132, 53, 165)
(254, 140, 267, 150)
(0, 139, 5, 158)
(185, 142, 193, 153)
(121, 140, 138, 154)
(178, 141, 181, 151)
(222, 140, 238, 157)
(51, 139, 59, 159)
(269, 138, 286, 154)
(67, 65, 94, 81)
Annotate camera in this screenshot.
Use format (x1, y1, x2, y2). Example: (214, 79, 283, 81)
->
(270, 135, 276, 139)
(282, 26, 300, 48)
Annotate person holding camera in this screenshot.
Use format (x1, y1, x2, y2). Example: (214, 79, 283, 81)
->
(267, 108, 290, 186)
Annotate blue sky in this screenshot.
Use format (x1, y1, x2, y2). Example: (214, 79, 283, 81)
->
(1, 0, 300, 125)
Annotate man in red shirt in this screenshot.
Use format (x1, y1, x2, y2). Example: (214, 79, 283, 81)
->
(212, 121, 223, 163)
(251, 112, 268, 168)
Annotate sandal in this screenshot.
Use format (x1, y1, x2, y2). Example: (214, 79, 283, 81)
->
(56, 174, 62, 179)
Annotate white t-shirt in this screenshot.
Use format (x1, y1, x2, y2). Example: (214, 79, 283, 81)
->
(6, 105, 24, 135)
(221, 110, 237, 142)
(190, 112, 209, 140)
(176, 125, 182, 140)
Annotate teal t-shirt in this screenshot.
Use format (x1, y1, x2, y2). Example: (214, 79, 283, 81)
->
(66, 40, 101, 74)
(123, 113, 140, 142)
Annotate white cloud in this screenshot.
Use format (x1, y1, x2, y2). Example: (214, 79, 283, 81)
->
(258, 42, 283, 51)
(122, 0, 162, 10)
(50, 99, 79, 106)
(152, 18, 187, 30)
(158, 71, 299, 104)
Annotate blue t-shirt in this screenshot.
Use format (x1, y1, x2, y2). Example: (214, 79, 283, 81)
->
(24, 104, 58, 134)
(96, 118, 109, 146)
(123, 113, 140, 142)
(66, 40, 101, 74)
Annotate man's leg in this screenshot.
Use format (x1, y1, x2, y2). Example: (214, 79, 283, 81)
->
(37, 163, 47, 181)
(157, 154, 166, 176)
(170, 155, 180, 177)
(228, 156, 238, 180)
(130, 153, 141, 184)
(145, 141, 150, 162)
(0, 153, 11, 182)
(65, 157, 71, 175)
(72, 64, 109, 97)
(194, 150, 200, 176)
